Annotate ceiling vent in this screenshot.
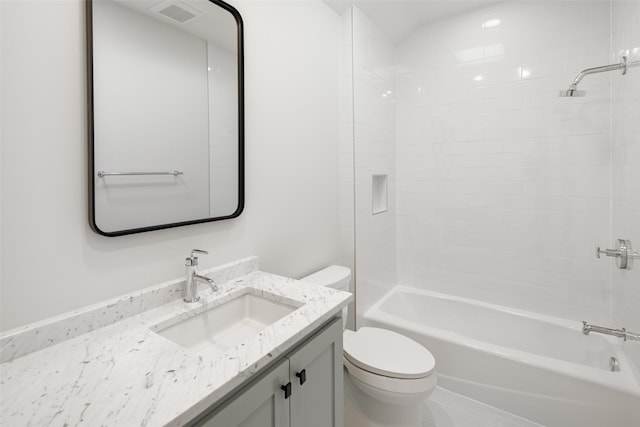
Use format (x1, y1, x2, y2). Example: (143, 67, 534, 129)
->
(151, 1, 203, 24)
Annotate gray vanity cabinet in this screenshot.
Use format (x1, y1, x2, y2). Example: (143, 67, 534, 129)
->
(289, 318, 343, 427)
(198, 359, 290, 427)
(194, 318, 343, 427)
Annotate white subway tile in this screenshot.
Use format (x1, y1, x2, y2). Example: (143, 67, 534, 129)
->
(394, 0, 613, 322)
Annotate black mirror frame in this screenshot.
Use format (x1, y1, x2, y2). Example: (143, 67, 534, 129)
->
(86, 0, 244, 237)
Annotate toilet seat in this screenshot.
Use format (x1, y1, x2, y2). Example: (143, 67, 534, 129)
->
(344, 327, 435, 379)
(343, 356, 437, 395)
(343, 327, 436, 395)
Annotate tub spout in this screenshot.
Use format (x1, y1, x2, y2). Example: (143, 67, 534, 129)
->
(582, 321, 640, 342)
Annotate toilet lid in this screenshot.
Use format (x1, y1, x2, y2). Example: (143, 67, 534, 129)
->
(343, 327, 435, 379)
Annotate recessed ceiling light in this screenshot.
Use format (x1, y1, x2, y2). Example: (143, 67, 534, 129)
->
(473, 75, 484, 82)
(482, 19, 501, 29)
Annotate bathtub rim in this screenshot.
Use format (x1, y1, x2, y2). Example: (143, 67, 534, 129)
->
(364, 285, 640, 396)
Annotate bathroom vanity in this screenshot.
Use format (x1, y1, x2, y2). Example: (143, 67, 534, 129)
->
(0, 257, 352, 426)
(193, 318, 343, 427)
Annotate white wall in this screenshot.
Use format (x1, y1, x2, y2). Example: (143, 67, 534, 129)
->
(0, 0, 341, 331)
(611, 0, 640, 385)
(395, 1, 613, 322)
(351, 7, 397, 325)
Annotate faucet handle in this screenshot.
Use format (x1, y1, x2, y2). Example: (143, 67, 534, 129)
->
(186, 249, 208, 266)
(596, 239, 636, 270)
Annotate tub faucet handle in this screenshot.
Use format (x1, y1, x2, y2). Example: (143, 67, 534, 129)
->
(595, 245, 620, 259)
(595, 239, 636, 270)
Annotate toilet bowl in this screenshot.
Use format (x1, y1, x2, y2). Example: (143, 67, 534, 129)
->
(301, 266, 437, 427)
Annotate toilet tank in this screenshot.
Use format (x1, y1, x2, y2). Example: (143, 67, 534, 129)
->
(301, 265, 351, 329)
(301, 265, 351, 292)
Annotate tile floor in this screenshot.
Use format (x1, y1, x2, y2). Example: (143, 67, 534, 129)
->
(422, 388, 544, 427)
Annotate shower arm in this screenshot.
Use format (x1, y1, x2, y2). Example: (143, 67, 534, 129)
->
(567, 56, 640, 92)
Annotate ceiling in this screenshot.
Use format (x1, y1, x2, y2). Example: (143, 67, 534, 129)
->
(324, 0, 501, 42)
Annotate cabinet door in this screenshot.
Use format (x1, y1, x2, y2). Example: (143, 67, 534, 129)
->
(289, 318, 343, 427)
(196, 359, 291, 427)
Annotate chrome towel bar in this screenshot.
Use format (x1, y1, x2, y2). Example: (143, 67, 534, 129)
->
(97, 170, 183, 177)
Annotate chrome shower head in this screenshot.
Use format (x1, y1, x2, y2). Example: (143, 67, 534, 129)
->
(561, 56, 640, 97)
(559, 88, 586, 97)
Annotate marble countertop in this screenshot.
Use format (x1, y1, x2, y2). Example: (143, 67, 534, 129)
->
(0, 258, 352, 426)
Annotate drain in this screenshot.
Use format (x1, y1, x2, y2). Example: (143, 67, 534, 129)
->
(610, 356, 620, 372)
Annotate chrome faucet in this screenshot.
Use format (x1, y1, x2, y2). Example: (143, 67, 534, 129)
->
(582, 321, 640, 342)
(183, 249, 217, 303)
(595, 239, 640, 270)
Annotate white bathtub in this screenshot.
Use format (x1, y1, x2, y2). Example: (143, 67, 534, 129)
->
(363, 285, 640, 427)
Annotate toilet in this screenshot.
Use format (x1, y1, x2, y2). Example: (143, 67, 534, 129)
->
(302, 266, 436, 427)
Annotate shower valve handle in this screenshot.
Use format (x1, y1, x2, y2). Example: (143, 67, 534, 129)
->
(595, 246, 621, 259)
(595, 239, 636, 270)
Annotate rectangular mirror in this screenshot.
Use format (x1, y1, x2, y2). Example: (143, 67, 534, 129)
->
(87, 0, 244, 236)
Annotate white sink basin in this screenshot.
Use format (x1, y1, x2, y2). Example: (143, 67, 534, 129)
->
(157, 292, 298, 357)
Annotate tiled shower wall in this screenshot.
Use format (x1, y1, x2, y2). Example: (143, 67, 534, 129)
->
(351, 7, 397, 324)
(611, 0, 640, 385)
(339, 7, 356, 328)
(394, 1, 613, 323)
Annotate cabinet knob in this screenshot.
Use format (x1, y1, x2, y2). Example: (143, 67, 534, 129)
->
(281, 382, 292, 399)
(295, 369, 307, 385)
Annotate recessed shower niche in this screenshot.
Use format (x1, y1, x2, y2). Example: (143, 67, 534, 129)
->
(372, 174, 388, 215)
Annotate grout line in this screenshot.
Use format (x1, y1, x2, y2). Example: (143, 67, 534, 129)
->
(350, 5, 358, 330)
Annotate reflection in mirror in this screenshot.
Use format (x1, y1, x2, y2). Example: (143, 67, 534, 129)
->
(88, 0, 243, 236)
